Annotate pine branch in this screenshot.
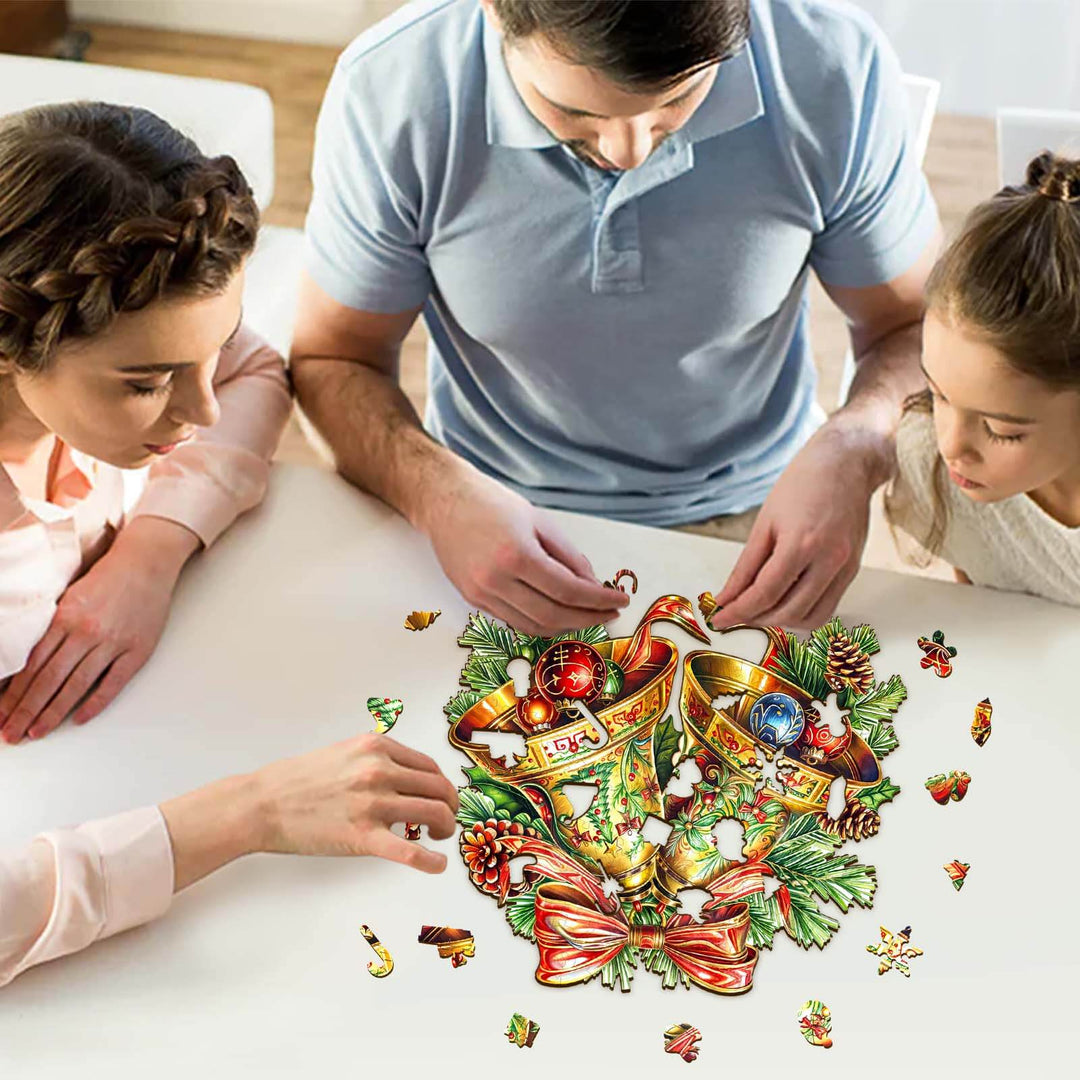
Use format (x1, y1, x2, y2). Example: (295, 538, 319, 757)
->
(862, 718, 899, 758)
(457, 787, 497, 827)
(847, 675, 907, 728)
(505, 887, 538, 940)
(642, 947, 691, 989)
(599, 947, 638, 992)
(444, 688, 484, 723)
(457, 611, 519, 657)
(544, 625, 610, 648)
(780, 879, 841, 949)
(746, 891, 783, 949)
(846, 623, 881, 656)
(772, 634, 830, 701)
(462, 654, 512, 695)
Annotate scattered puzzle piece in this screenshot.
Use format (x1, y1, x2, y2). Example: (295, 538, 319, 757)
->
(925, 770, 971, 804)
(404, 822, 422, 841)
(505, 1013, 540, 1048)
(943, 859, 970, 891)
(418, 925, 475, 967)
(664, 1024, 702, 1062)
(603, 568, 638, 594)
(917, 630, 957, 677)
(697, 591, 718, 622)
(798, 1000, 833, 1048)
(971, 698, 992, 747)
(359, 924, 394, 978)
(404, 610, 441, 632)
(866, 925, 923, 977)
(366, 696, 403, 734)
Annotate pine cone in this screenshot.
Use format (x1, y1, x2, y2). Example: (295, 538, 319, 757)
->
(460, 818, 538, 895)
(815, 799, 880, 841)
(824, 633, 875, 696)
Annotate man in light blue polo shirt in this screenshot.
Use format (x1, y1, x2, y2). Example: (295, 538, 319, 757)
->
(292, 0, 941, 634)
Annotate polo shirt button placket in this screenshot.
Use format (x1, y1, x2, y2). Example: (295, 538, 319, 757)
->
(591, 198, 644, 295)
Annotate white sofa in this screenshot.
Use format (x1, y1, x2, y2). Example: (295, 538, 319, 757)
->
(0, 52, 307, 359)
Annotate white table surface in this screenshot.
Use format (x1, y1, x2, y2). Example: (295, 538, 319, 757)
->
(1, 464, 1075, 1077)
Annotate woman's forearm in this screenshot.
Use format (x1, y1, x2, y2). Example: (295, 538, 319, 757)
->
(160, 772, 266, 892)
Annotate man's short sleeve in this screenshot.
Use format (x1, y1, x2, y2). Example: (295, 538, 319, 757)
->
(304, 59, 433, 313)
(809, 28, 939, 289)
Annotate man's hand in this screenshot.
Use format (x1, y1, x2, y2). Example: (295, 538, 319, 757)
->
(0, 517, 199, 743)
(417, 461, 628, 636)
(708, 418, 890, 629)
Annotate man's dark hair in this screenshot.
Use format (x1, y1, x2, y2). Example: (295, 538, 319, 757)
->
(491, 0, 752, 90)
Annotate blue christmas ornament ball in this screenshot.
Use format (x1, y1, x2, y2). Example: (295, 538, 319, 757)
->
(747, 692, 806, 750)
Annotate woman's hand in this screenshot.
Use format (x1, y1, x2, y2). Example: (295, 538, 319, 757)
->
(161, 734, 461, 888)
(0, 516, 199, 743)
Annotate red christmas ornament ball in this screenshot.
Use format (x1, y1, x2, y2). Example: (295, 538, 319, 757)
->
(516, 689, 559, 733)
(533, 640, 607, 706)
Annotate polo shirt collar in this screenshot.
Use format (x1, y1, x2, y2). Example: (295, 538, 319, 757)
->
(680, 42, 764, 145)
(484, 15, 559, 149)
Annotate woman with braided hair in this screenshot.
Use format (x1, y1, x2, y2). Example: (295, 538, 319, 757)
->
(886, 152, 1080, 603)
(0, 102, 291, 738)
(0, 104, 460, 989)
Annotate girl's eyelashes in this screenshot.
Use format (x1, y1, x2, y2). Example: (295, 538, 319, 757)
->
(984, 423, 1025, 444)
(126, 378, 172, 398)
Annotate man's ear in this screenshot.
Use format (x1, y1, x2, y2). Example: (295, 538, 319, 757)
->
(478, 0, 503, 35)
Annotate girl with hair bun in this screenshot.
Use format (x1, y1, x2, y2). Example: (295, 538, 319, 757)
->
(0, 102, 292, 738)
(887, 152, 1080, 604)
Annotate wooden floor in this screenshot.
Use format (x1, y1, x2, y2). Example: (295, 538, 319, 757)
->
(76, 20, 998, 577)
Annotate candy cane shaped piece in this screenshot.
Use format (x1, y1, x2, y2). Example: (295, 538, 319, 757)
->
(359, 924, 394, 977)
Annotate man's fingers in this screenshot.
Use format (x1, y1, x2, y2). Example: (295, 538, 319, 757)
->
(0, 625, 66, 719)
(535, 522, 598, 582)
(71, 653, 142, 726)
(503, 577, 622, 637)
(0, 636, 89, 744)
(27, 645, 115, 740)
(366, 830, 447, 875)
(528, 530, 630, 613)
(711, 521, 776, 621)
(713, 542, 806, 628)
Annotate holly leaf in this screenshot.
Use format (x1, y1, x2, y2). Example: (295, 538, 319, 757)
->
(653, 715, 680, 791)
(461, 766, 537, 820)
(856, 775, 901, 812)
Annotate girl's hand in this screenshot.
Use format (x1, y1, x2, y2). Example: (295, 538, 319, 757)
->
(162, 735, 461, 888)
(0, 517, 198, 743)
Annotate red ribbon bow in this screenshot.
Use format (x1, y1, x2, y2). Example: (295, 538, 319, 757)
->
(533, 883, 757, 994)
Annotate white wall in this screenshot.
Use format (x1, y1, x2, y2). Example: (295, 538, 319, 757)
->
(72, 0, 1080, 117)
(849, 0, 1080, 116)
(69, 0, 402, 48)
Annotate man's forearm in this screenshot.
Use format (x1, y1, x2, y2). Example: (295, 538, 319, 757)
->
(292, 358, 466, 531)
(829, 319, 925, 488)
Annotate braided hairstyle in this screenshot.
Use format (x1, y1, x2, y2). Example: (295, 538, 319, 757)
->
(0, 102, 258, 374)
(886, 150, 1080, 559)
